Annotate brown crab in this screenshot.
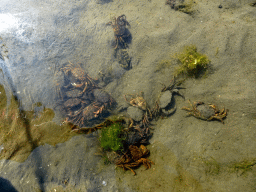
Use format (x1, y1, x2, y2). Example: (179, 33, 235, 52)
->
(66, 90, 114, 128)
(182, 100, 228, 123)
(66, 102, 104, 127)
(106, 14, 131, 49)
(124, 93, 147, 111)
(116, 145, 154, 175)
(124, 93, 151, 126)
(61, 61, 97, 93)
(63, 98, 83, 108)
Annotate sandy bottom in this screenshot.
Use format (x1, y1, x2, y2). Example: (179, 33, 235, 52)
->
(0, 0, 256, 191)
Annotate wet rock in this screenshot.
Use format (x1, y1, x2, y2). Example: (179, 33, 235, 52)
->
(159, 91, 173, 109)
(127, 106, 144, 122)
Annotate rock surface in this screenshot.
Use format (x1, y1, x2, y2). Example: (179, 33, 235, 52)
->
(159, 91, 173, 109)
(127, 106, 144, 122)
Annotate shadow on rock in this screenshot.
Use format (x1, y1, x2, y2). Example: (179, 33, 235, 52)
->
(0, 178, 18, 192)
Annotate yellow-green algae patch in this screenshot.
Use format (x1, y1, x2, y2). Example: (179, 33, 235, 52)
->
(174, 45, 210, 78)
(0, 84, 78, 162)
(173, 0, 197, 15)
(99, 122, 124, 152)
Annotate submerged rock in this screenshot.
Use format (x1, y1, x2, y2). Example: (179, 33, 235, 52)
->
(159, 91, 173, 109)
(127, 106, 144, 122)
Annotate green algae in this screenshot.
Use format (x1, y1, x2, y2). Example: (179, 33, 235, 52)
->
(201, 156, 256, 176)
(99, 122, 124, 152)
(174, 45, 210, 78)
(231, 158, 256, 175)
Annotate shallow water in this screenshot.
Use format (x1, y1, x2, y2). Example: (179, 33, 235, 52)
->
(0, 0, 256, 191)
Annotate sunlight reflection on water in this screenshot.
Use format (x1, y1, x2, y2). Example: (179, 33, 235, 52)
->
(0, 13, 18, 33)
(0, 13, 35, 43)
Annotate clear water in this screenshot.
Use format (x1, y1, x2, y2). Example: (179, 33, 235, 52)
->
(0, 0, 256, 191)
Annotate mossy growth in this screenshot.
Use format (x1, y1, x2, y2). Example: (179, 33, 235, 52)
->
(99, 122, 124, 152)
(231, 159, 256, 175)
(174, 45, 210, 78)
(202, 157, 221, 175)
(103, 155, 111, 165)
(176, 0, 197, 15)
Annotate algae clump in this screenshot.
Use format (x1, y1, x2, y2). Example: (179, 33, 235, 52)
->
(175, 0, 197, 15)
(100, 122, 124, 152)
(174, 45, 210, 78)
(231, 159, 256, 175)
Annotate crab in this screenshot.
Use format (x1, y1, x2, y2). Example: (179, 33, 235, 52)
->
(126, 125, 152, 146)
(93, 89, 114, 107)
(116, 145, 154, 175)
(66, 102, 104, 127)
(62, 96, 90, 115)
(124, 92, 152, 126)
(106, 14, 131, 49)
(182, 100, 228, 123)
(61, 61, 97, 94)
(154, 77, 185, 116)
(63, 98, 83, 108)
(124, 92, 147, 111)
(65, 90, 114, 128)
